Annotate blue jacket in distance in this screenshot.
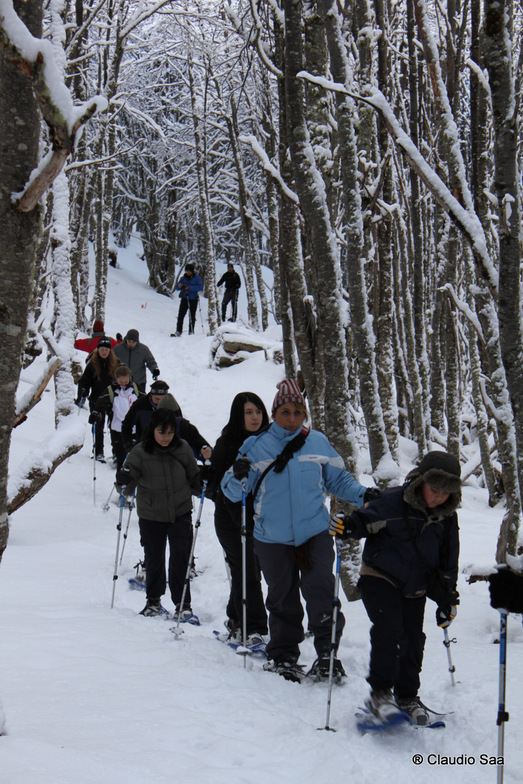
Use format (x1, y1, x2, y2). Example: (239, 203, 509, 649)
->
(177, 273, 203, 300)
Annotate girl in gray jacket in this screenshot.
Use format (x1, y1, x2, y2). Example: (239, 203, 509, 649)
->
(117, 408, 201, 618)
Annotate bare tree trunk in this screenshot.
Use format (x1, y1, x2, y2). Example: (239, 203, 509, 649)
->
(284, 0, 358, 467)
(483, 0, 523, 558)
(0, 0, 42, 562)
(188, 56, 218, 334)
(320, 0, 394, 477)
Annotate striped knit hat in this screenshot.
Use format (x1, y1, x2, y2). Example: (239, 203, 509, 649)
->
(272, 378, 305, 415)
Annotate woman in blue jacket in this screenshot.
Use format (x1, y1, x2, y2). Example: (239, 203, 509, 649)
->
(173, 264, 203, 336)
(221, 378, 375, 682)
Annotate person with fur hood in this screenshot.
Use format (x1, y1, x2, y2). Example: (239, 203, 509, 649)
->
(331, 451, 461, 726)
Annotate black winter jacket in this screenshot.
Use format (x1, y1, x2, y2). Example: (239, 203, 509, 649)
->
(348, 480, 459, 597)
(118, 440, 201, 523)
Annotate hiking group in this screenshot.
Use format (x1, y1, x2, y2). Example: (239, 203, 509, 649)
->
(75, 324, 517, 729)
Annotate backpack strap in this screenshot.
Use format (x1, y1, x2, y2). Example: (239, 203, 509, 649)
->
(251, 427, 309, 502)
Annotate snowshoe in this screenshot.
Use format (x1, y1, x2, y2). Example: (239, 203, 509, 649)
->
(395, 696, 430, 726)
(139, 600, 170, 618)
(172, 607, 200, 626)
(307, 655, 346, 684)
(128, 561, 146, 591)
(263, 659, 306, 683)
(365, 688, 406, 725)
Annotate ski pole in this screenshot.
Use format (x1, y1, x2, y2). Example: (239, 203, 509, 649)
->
(240, 479, 248, 668)
(319, 537, 342, 732)
(102, 485, 114, 512)
(442, 629, 457, 686)
(172, 480, 207, 638)
(119, 491, 135, 565)
(92, 423, 97, 506)
(111, 490, 126, 608)
(496, 612, 508, 784)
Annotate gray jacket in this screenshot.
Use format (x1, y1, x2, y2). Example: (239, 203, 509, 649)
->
(122, 441, 201, 523)
(114, 341, 158, 387)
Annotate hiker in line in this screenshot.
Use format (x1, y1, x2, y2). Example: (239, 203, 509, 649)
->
(172, 264, 203, 336)
(74, 319, 121, 354)
(122, 381, 182, 454)
(76, 337, 119, 460)
(90, 365, 140, 469)
(221, 378, 374, 682)
(126, 390, 212, 590)
(217, 263, 241, 322)
(113, 329, 160, 392)
(116, 408, 202, 619)
(331, 451, 461, 725)
(205, 392, 269, 647)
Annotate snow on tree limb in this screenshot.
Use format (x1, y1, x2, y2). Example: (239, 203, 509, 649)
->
(6, 417, 86, 514)
(297, 70, 499, 296)
(239, 134, 299, 204)
(0, 0, 107, 212)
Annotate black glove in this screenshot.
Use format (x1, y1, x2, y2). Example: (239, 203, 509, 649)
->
(116, 332, 123, 342)
(329, 514, 353, 540)
(152, 368, 160, 379)
(364, 487, 380, 504)
(88, 411, 102, 425)
(199, 463, 213, 483)
(489, 568, 523, 613)
(116, 467, 131, 486)
(114, 482, 125, 495)
(233, 457, 251, 480)
(436, 605, 457, 628)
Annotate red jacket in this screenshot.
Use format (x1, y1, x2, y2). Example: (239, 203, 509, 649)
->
(74, 334, 120, 353)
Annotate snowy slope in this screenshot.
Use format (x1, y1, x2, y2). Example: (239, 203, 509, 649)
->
(1, 238, 522, 784)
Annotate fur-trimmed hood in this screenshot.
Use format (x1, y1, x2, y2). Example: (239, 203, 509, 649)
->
(404, 451, 461, 519)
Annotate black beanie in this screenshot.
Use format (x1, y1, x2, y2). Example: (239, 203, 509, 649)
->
(97, 337, 112, 350)
(125, 329, 139, 342)
(150, 380, 169, 395)
(416, 451, 461, 494)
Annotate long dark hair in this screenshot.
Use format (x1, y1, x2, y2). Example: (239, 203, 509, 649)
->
(143, 408, 180, 453)
(89, 347, 118, 381)
(221, 392, 269, 447)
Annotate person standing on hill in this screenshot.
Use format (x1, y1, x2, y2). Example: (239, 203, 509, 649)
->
(116, 408, 202, 619)
(121, 381, 182, 454)
(90, 365, 140, 469)
(330, 451, 461, 726)
(76, 337, 118, 460)
(74, 320, 121, 354)
(217, 263, 241, 322)
(172, 264, 203, 336)
(221, 378, 373, 683)
(113, 329, 160, 392)
(205, 392, 269, 648)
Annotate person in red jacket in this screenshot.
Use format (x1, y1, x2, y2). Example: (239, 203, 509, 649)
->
(74, 320, 121, 354)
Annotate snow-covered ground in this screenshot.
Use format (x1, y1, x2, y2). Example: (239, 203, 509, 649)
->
(1, 239, 522, 784)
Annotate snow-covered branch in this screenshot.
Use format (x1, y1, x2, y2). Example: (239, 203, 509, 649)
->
(239, 134, 299, 204)
(297, 70, 499, 297)
(0, 0, 107, 212)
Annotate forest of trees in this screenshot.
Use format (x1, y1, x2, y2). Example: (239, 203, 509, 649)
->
(1, 0, 522, 574)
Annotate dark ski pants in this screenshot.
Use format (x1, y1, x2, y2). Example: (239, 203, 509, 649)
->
(254, 530, 345, 663)
(89, 402, 106, 456)
(214, 500, 268, 636)
(359, 575, 426, 698)
(139, 514, 193, 608)
(176, 299, 198, 334)
(221, 290, 238, 321)
(110, 430, 126, 470)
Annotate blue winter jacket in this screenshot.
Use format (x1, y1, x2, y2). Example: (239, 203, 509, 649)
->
(177, 274, 203, 301)
(221, 422, 367, 546)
